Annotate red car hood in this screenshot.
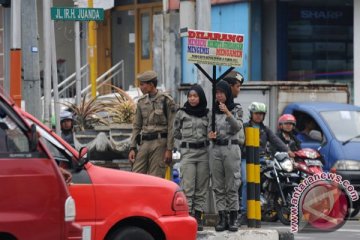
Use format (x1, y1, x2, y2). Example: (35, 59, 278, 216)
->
(86, 162, 178, 190)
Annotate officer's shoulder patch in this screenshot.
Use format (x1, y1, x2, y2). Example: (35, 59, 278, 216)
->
(161, 92, 174, 101)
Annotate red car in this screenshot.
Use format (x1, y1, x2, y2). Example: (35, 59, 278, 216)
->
(0, 94, 82, 240)
(22, 110, 197, 240)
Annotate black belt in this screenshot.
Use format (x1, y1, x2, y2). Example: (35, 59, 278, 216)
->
(181, 141, 209, 149)
(215, 139, 239, 146)
(141, 133, 168, 141)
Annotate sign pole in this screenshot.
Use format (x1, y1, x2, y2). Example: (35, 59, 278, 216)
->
(75, 20, 82, 105)
(194, 64, 234, 131)
(212, 65, 216, 132)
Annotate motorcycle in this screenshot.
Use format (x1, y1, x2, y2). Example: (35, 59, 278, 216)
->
(260, 152, 299, 225)
(293, 148, 323, 178)
(293, 148, 360, 219)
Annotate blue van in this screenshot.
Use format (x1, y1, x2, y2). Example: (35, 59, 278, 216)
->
(283, 102, 360, 214)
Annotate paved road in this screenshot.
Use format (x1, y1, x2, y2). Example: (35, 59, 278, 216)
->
(261, 219, 360, 240)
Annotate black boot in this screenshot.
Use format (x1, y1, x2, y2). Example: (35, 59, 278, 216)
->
(194, 210, 204, 231)
(228, 211, 239, 232)
(215, 211, 228, 232)
(239, 212, 248, 225)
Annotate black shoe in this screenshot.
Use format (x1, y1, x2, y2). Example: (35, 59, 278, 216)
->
(194, 210, 204, 231)
(239, 212, 248, 225)
(215, 211, 228, 232)
(228, 211, 239, 232)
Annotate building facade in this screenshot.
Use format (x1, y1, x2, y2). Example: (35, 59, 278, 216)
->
(0, 0, 358, 104)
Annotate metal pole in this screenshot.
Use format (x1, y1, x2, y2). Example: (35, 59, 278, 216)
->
(43, 0, 52, 126)
(10, 0, 22, 107)
(88, 0, 98, 97)
(22, 0, 42, 119)
(212, 65, 216, 132)
(74, 0, 82, 105)
(51, 13, 61, 135)
(75, 21, 82, 105)
(196, 0, 211, 106)
(161, 0, 167, 88)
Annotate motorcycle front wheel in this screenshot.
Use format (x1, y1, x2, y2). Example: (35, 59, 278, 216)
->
(276, 191, 292, 225)
(277, 205, 291, 225)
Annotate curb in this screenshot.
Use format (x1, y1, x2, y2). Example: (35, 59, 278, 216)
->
(278, 230, 294, 240)
(197, 229, 294, 240)
(200, 214, 294, 240)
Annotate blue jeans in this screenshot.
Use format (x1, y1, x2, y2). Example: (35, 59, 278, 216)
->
(240, 159, 247, 212)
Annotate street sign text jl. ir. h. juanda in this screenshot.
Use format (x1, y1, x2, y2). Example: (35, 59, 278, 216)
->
(51, 7, 104, 21)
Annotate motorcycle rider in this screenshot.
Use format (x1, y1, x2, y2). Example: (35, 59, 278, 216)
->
(239, 102, 293, 224)
(60, 110, 75, 148)
(277, 114, 301, 152)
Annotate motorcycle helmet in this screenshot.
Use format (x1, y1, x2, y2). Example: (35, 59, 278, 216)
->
(278, 114, 296, 127)
(248, 102, 267, 119)
(60, 111, 73, 123)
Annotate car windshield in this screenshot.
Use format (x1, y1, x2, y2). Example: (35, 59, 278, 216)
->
(25, 118, 73, 158)
(320, 110, 360, 142)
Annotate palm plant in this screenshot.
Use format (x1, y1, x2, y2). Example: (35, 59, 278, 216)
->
(101, 85, 136, 124)
(62, 96, 108, 131)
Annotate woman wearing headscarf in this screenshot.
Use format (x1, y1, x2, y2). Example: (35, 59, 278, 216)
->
(208, 80, 243, 232)
(173, 84, 210, 231)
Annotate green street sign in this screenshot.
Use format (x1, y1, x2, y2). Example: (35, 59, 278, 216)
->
(51, 7, 104, 21)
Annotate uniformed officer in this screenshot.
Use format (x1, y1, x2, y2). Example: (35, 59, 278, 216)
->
(208, 80, 243, 232)
(128, 70, 176, 178)
(223, 70, 244, 98)
(174, 84, 210, 231)
(223, 70, 247, 222)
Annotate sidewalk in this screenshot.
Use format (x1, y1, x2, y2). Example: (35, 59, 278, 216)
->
(198, 214, 294, 240)
(197, 227, 294, 240)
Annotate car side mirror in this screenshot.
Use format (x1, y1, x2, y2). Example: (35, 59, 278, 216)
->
(29, 124, 39, 152)
(76, 147, 89, 170)
(309, 130, 322, 142)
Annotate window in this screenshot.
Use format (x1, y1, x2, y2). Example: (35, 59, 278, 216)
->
(141, 12, 150, 59)
(293, 111, 323, 143)
(321, 110, 360, 142)
(26, 118, 74, 169)
(0, 106, 30, 153)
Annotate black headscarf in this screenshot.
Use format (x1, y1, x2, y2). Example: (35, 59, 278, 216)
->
(180, 84, 209, 118)
(215, 80, 236, 114)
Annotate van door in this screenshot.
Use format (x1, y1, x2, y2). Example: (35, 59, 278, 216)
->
(0, 100, 66, 240)
(30, 119, 96, 238)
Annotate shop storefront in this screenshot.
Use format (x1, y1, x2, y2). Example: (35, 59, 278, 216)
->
(277, 0, 353, 83)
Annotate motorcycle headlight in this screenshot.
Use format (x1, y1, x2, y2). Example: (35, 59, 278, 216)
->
(332, 160, 360, 171)
(280, 159, 294, 172)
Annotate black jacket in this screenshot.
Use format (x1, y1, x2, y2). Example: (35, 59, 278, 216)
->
(242, 121, 288, 157)
(276, 131, 301, 152)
